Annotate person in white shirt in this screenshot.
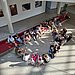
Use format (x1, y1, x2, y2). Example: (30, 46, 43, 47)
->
(7, 35, 17, 46)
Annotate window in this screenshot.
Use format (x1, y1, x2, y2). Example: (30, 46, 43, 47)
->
(9, 4, 18, 16)
(35, 1, 42, 8)
(22, 3, 31, 11)
(0, 9, 4, 17)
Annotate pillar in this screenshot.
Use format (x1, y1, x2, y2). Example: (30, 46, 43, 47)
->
(57, 2, 61, 14)
(1, 0, 14, 33)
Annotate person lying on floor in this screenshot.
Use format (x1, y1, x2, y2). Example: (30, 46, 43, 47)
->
(40, 22, 49, 31)
(29, 29, 37, 41)
(35, 25, 41, 38)
(38, 24, 45, 35)
(37, 24, 46, 35)
(24, 31, 31, 43)
(48, 20, 53, 30)
(7, 35, 17, 46)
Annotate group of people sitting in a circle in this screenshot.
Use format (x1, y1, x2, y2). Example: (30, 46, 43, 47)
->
(7, 11, 72, 66)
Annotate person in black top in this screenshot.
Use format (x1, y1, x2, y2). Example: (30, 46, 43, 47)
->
(48, 44, 55, 59)
(66, 34, 72, 42)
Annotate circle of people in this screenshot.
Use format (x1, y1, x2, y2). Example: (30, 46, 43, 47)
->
(7, 11, 72, 66)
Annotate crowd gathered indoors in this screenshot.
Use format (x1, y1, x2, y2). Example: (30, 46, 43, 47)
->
(7, 11, 72, 66)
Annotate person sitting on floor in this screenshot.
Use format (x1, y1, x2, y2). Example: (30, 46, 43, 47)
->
(51, 28, 58, 41)
(54, 34, 62, 45)
(29, 52, 39, 66)
(66, 33, 72, 42)
(55, 18, 62, 29)
(15, 34, 24, 44)
(42, 53, 50, 63)
(37, 55, 44, 66)
(15, 46, 26, 58)
(48, 43, 55, 58)
(54, 42, 60, 52)
(60, 27, 67, 36)
(7, 35, 17, 46)
(23, 52, 30, 62)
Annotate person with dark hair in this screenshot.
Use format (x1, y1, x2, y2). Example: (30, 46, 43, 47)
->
(66, 34, 72, 42)
(34, 26, 41, 38)
(15, 34, 24, 44)
(54, 43, 60, 52)
(48, 20, 52, 30)
(52, 28, 58, 41)
(62, 4, 68, 12)
(29, 29, 37, 41)
(48, 44, 55, 59)
(42, 53, 50, 63)
(7, 35, 17, 46)
(60, 27, 67, 36)
(64, 12, 70, 19)
(54, 34, 62, 45)
(15, 46, 26, 59)
(24, 31, 31, 43)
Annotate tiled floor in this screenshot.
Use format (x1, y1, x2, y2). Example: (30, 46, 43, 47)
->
(0, 5, 75, 75)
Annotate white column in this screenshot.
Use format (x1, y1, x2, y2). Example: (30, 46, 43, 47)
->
(1, 0, 14, 33)
(57, 2, 61, 14)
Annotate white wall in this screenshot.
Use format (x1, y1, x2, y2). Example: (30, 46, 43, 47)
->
(50, 2, 57, 9)
(0, 0, 8, 27)
(50, 2, 65, 9)
(50, 2, 75, 9)
(0, 0, 46, 27)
